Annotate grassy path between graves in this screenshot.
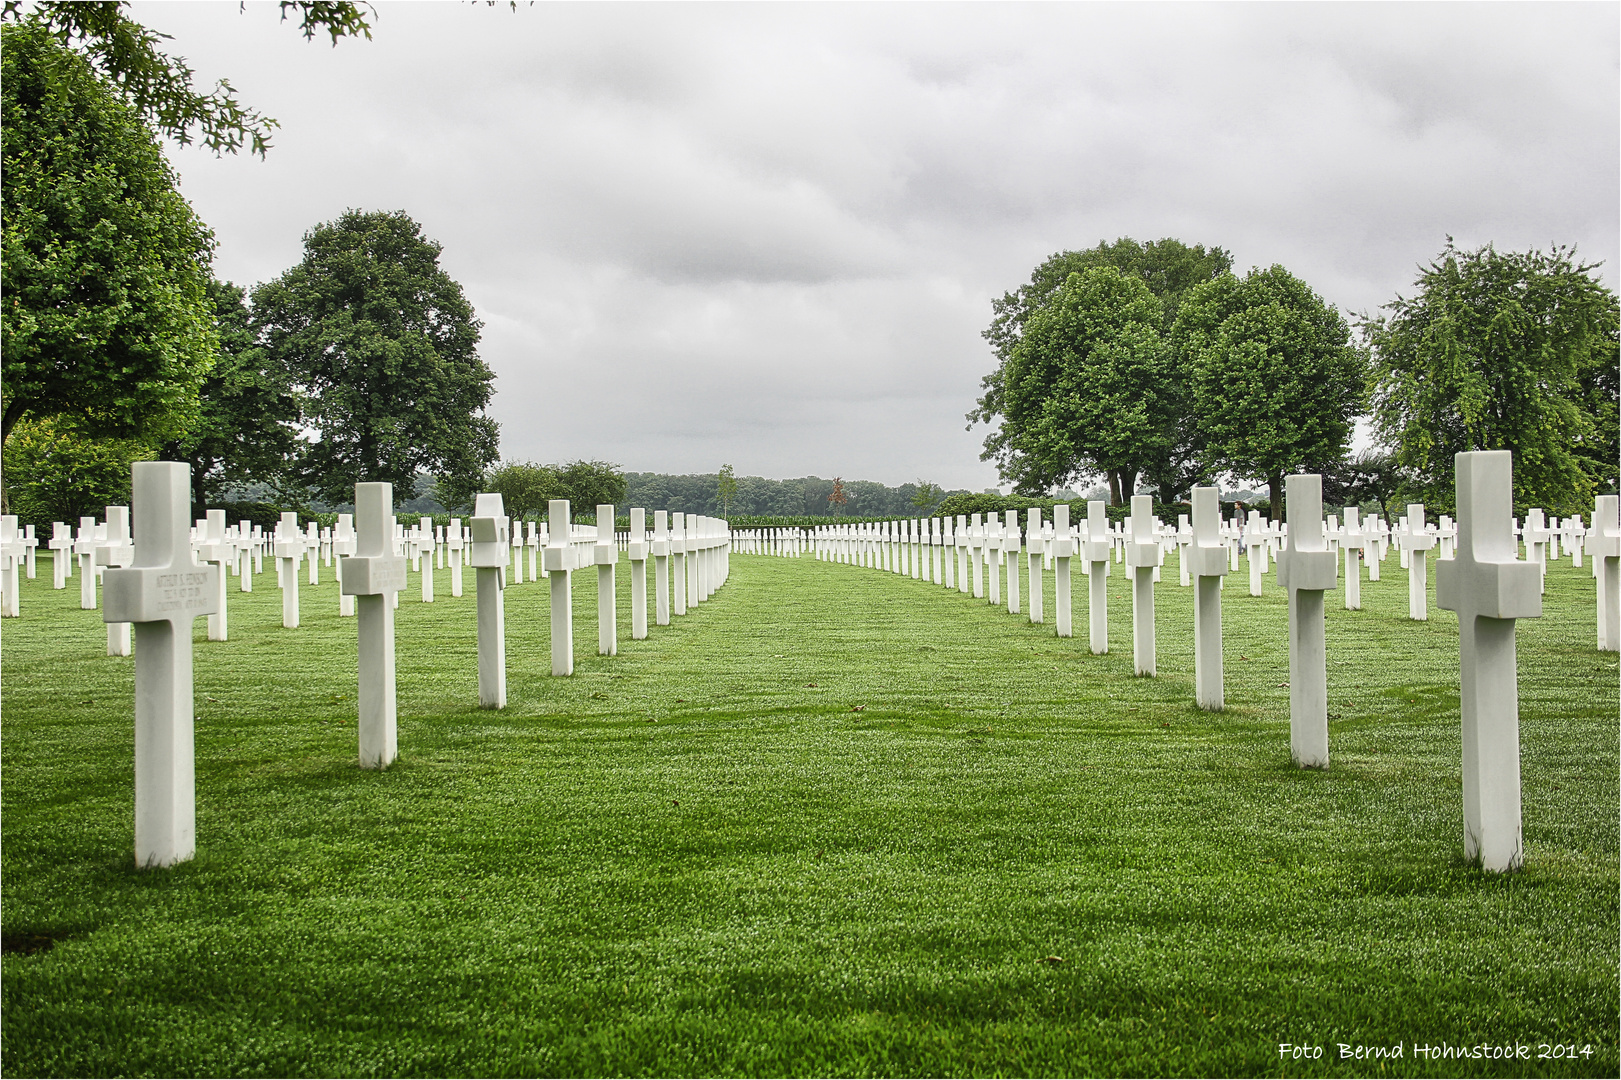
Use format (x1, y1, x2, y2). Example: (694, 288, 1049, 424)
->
(2, 549, 1616, 1078)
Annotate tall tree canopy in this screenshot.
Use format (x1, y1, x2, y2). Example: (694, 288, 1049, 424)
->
(1175, 265, 1366, 518)
(1, 19, 217, 444)
(1365, 241, 1618, 514)
(253, 209, 500, 507)
(1, 1, 376, 157)
(159, 280, 303, 518)
(972, 237, 1231, 502)
(987, 267, 1172, 503)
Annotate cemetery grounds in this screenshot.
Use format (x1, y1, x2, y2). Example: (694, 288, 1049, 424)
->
(1, 546, 1617, 1077)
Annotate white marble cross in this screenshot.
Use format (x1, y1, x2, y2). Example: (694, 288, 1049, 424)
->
(1398, 505, 1436, 620)
(274, 511, 303, 628)
(49, 521, 73, 589)
(1051, 504, 1074, 638)
(1277, 475, 1339, 768)
(653, 510, 671, 626)
(22, 523, 37, 580)
(97, 506, 135, 655)
(1188, 487, 1230, 711)
(341, 484, 406, 767)
(305, 522, 322, 586)
(1003, 509, 1021, 614)
(1025, 509, 1043, 623)
(470, 492, 508, 708)
(74, 516, 98, 608)
(1591, 495, 1619, 652)
(447, 517, 464, 597)
(595, 503, 618, 656)
(1243, 510, 1268, 596)
(237, 520, 255, 592)
(197, 510, 231, 641)
(1126, 495, 1159, 676)
(546, 499, 578, 675)
(629, 508, 649, 640)
(1084, 501, 1111, 654)
(0, 515, 24, 617)
(333, 514, 357, 616)
(1436, 451, 1543, 872)
(1522, 509, 1550, 595)
(416, 516, 435, 602)
(102, 462, 219, 867)
(1341, 507, 1366, 610)
(1564, 514, 1586, 568)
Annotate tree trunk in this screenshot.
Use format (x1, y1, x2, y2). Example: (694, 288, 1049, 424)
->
(1269, 473, 1284, 521)
(1109, 471, 1122, 506)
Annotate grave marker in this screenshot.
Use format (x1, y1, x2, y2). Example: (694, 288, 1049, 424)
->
(1004, 510, 1021, 614)
(1399, 506, 1436, 620)
(1026, 508, 1043, 624)
(418, 516, 435, 602)
(1341, 507, 1365, 610)
(1126, 495, 1158, 676)
(1277, 475, 1338, 768)
(1189, 487, 1230, 711)
(0, 516, 23, 617)
(340, 483, 406, 767)
(596, 504, 618, 656)
(546, 499, 578, 675)
(273, 512, 303, 629)
(75, 516, 98, 608)
(97, 506, 134, 656)
(1085, 501, 1111, 654)
(101, 462, 218, 867)
(629, 508, 649, 639)
(1591, 495, 1619, 652)
(198, 510, 231, 641)
(1051, 504, 1074, 638)
(653, 510, 672, 625)
(447, 517, 464, 596)
(1436, 451, 1543, 871)
(470, 493, 508, 708)
(49, 522, 73, 589)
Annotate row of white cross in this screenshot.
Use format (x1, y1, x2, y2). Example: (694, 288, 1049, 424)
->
(20, 463, 734, 870)
(776, 455, 1620, 874)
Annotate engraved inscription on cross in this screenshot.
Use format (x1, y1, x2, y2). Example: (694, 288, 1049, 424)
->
(1436, 451, 1542, 873)
(102, 462, 220, 868)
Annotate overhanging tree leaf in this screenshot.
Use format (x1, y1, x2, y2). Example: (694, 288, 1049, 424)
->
(1, 20, 217, 446)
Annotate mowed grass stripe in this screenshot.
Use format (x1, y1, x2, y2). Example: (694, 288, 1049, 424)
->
(2, 549, 1616, 1077)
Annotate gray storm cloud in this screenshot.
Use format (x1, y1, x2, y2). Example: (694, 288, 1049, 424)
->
(146, 0, 1617, 490)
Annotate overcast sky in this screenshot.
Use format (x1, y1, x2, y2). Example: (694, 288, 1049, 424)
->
(146, 0, 1619, 492)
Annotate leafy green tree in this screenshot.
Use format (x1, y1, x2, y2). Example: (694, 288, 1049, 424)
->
(157, 280, 303, 518)
(717, 463, 738, 516)
(484, 461, 561, 521)
(910, 480, 942, 517)
(1365, 241, 1618, 514)
(982, 267, 1172, 504)
(1, 1, 376, 157)
(252, 209, 500, 508)
(2, 417, 153, 526)
(557, 459, 627, 515)
(1174, 265, 1366, 518)
(1, 20, 216, 445)
(972, 238, 1231, 503)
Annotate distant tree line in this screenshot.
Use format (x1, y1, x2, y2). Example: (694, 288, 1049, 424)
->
(623, 473, 969, 519)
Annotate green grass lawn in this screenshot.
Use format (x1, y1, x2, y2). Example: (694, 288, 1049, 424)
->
(2, 545, 1616, 1077)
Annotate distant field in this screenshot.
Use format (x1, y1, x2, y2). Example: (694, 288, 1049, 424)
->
(3, 548, 1616, 1077)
